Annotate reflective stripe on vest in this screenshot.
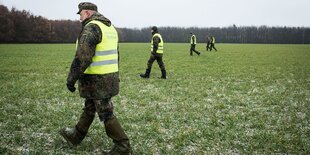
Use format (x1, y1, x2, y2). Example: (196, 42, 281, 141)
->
(191, 35, 197, 44)
(77, 20, 118, 75)
(151, 33, 164, 54)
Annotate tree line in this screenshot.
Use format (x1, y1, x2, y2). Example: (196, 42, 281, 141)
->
(1, 5, 310, 44)
(0, 5, 80, 43)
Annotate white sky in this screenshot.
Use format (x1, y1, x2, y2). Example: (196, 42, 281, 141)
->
(0, 0, 309, 28)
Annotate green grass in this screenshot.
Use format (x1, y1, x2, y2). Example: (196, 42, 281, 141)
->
(0, 43, 310, 154)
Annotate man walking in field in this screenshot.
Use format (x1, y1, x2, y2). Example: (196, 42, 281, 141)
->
(140, 26, 167, 79)
(206, 36, 211, 51)
(59, 2, 131, 154)
(190, 32, 201, 56)
(210, 36, 217, 51)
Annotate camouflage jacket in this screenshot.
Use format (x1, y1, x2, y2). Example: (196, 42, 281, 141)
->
(67, 12, 119, 99)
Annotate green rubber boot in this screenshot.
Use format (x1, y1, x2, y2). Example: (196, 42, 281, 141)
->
(59, 127, 84, 147)
(102, 117, 132, 155)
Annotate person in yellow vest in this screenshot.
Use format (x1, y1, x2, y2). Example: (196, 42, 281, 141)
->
(59, 2, 131, 154)
(210, 36, 218, 51)
(140, 26, 166, 79)
(190, 33, 201, 56)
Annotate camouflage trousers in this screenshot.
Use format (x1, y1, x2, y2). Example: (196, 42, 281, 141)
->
(190, 44, 200, 55)
(75, 98, 114, 135)
(210, 43, 217, 51)
(147, 53, 165, 71)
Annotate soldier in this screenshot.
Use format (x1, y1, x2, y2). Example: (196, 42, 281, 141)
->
(210, 36, 218, 51)
(59, 2, 131, 154)
(140, 26, 166, 79)
(189, 32, 201, 56)
(206, 36, 211, 51)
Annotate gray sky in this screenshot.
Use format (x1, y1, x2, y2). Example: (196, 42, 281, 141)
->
(1, 0, 309, 28)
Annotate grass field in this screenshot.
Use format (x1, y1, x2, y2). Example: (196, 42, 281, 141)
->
(0, 43, 310, 154)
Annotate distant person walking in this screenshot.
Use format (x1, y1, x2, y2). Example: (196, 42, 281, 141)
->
(140, 26, 167, 79)
(59, 2, 131, 154)
(206, 36, 211, 51)
(210, 36, 217, 51)
(190, 33, 201, 56)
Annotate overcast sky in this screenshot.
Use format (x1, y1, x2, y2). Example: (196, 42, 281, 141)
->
(1, 0, 309, 28)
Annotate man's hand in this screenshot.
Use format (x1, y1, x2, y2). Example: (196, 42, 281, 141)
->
(66, 83, 76, 93)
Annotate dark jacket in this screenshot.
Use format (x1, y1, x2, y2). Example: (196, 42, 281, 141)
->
(67, 12, 119, 99)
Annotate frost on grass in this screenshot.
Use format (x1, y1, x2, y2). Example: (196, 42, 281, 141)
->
(138, 83, 158, 93)
(2, 44, 310, 154)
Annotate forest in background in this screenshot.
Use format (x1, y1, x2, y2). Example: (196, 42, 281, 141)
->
(1, 5, 310, 44)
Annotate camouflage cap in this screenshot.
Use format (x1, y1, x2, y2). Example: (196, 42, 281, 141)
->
(77, 2, 97, 14)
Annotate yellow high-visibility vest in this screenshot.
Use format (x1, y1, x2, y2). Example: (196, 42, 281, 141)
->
(191, 35, 197, 44)
(151, 33, 164, 53)
(212, 37, 215, 43)
(76, 20, 119, 75)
